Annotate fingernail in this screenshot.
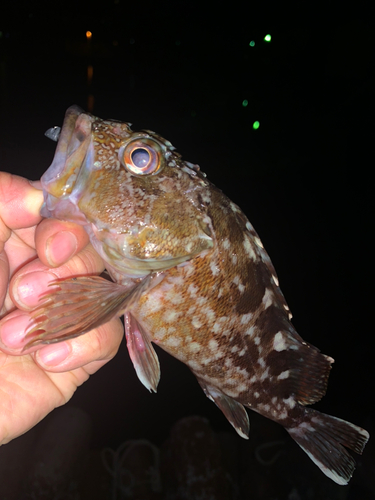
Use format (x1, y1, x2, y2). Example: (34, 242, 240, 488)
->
(14, 271, 56, 309)
(36, 342, 70, 366)
(46, 231, 78, 267)
(0, 314, 30, 348)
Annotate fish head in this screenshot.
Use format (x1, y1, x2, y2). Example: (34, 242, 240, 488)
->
(41, 106, 214, 277)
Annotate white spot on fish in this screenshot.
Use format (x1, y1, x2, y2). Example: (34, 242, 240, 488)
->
(208, 339, 219, 351)
(237, 383, 247, 393)
(254, 236, 264, 249)
(185, 242, 194, 253)
(272, 274, 279, 287)
(254, 392, 260, 398)
(284, 396, 296, 409)
(210, 261, 220, 276)
(189, 360, 202, 371)
(224, 387, 241, 398)
(241, 313, 253, 325)
(189, 342, 201, 353)
(165, 336, 181, 348)
(188, 284, 199, 297)
(243, 235, 257, 260)
(230, 202, 240, 213)
(146, 297, 162, 314)
(163, 310, 180, 323)
(260, 367, 270, 381)
(192, 317, 203, 329)
(235, 366, 249, 377)
(273, 332, 287, 351)
(245, 221, 253, 232)
(262, 288, 273, 309)
(278, 370, 290, 380)
(212, 317, 226, 334)
(245, 326, 256, 337)
(223, 239, 230, 250)
(201, 192, 211, 204)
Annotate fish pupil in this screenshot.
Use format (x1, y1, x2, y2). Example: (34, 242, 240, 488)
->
(131, 148, 150, 168)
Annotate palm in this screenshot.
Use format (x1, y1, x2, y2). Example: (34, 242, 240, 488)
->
(0, 350, 89, 444)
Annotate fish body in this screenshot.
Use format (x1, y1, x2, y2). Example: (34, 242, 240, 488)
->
(29, 106, 369, 484)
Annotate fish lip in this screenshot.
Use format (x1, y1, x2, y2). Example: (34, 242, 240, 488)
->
(40, 193, 89, 224)
(41, 106, 83, 186)
(41, 105, 92, 199)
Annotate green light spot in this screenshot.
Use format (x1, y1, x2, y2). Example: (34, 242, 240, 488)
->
(242, 100, 248, 107)
(249, 40, 255, 47)
(253, 121, 260, 130)
(264, 34, 271, 42)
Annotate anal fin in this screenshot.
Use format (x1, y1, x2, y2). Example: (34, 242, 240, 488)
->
(197, 378, 250, 439)
(124, 312, 160, 393)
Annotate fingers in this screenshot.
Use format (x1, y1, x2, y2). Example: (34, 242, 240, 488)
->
(0, 173, 43, 311)
(35, 316, 124, 374)
(0, 173, 43, 233)
(0, 242, 105, 352)
(10, 242, 105, 311)
(35, 218, 90, 268)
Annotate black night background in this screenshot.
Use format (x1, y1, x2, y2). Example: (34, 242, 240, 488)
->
(0, 1, 374, 498)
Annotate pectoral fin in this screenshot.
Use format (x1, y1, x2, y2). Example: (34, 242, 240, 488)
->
(197, 378, 250, 439)
(24, 274, 153, 349)
(124, 312, 160, 393)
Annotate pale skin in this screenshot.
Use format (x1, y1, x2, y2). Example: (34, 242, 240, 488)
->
(0, 172, 124, 445)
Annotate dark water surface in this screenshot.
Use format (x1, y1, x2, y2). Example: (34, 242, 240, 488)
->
(0, 2, 374, 498)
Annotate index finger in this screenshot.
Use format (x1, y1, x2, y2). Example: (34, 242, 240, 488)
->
(0, 172, 43, 237)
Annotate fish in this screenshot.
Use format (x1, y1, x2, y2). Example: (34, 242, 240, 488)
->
(26, 105, 369, 485)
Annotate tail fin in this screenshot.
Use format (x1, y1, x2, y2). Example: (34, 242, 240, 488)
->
(287, 408, 369, 485)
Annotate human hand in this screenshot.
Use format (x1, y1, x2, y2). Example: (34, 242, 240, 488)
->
(0, 172, 124, 445)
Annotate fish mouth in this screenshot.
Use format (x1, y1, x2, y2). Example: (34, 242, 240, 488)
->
(42, 105, 92, 196)
(41, 105, 93, 223)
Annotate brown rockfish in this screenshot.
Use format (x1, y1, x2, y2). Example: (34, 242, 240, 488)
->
(27, 105, 369, 485)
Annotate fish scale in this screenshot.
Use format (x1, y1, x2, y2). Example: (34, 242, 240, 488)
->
(27, 105, 369, 485)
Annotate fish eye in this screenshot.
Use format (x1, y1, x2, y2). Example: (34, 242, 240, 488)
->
(119, 138, 163, 175)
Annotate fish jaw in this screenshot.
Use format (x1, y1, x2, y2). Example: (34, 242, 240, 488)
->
(41, 106, 92, 199)
(41, 105, 93, 224)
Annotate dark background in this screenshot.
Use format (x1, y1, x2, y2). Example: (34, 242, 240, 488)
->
(0, 1, 374, 498)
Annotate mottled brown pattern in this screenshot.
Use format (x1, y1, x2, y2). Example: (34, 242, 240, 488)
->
(37, 106, 369, 485)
